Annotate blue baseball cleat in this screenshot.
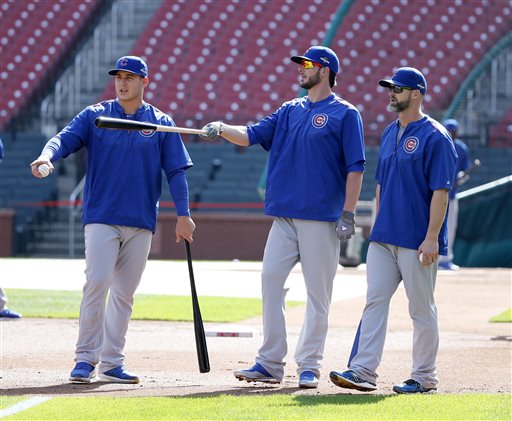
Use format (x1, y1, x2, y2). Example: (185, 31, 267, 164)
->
(393, 379, 437, 394)
(69, 362, 95, 383)
(330, 369, 377, 392)
(234, 362, 280, 384)
(0, 309, 22, 318)
(298, 370, 319, 389)
(97, 366, 140, 384)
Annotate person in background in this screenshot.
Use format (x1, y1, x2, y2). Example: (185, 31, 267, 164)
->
(0, 137, 22, 319)
(438, 119, 471, 271)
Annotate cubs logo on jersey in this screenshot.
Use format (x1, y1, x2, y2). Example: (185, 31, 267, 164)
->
(312, 113, 328, 128)
(140, 125, 155, 137)
(403, 137, 419, 153)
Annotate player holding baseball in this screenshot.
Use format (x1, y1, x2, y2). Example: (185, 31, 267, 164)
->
(201, 46, 365, 388)
(330, 67, 457, 394)
(30, 56, 195, 384)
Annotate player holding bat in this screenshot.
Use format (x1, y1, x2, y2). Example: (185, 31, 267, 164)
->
(201, 46, 365, 388)
(30, 56, 195, 383)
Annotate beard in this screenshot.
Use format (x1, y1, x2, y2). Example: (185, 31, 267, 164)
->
(300, 71, 321, 90)
(387, 95, 411, 113)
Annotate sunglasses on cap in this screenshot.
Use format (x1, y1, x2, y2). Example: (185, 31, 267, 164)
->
(301, 60, 323, 69)
(389, 85, 413, 94)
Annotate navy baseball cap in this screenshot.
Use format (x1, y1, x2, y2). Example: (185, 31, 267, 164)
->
(108, 56, 148, 77)
(379, 67, 427, 94)
(443, 119, 459, 131)
(291, 46, 340, 74)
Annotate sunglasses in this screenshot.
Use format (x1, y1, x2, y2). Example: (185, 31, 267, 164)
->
(301, 60, 323, 69)
(389, 85, 412, 94)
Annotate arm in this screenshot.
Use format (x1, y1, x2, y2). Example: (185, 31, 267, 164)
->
(343, 171, 363, 213)
(336, 171, 364, 240)
(201, 122, 250, 146)
(418, 188, 449, 265)
(168, 169, 195, 243)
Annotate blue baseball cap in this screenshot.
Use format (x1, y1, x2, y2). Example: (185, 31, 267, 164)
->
(443, 119, 459, 131)
(108, 56, 148, 77)
(291, 46, 340, 74)
(379, 67, 427, 94)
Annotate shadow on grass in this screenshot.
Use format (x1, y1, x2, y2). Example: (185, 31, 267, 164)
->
(1, 383, 140, 396)
(182, 387, 393, 405)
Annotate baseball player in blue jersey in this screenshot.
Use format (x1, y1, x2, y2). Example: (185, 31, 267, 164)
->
(439, 119, 471, 270)
(30, 56, 195, 384)
(330, 67, 457, 394)
(201, 46, 365, 388)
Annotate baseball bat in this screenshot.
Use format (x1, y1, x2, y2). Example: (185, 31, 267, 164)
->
(185, 240, 210, 373)
(95, 116, 208, 135)
(456, 158, 481, 186)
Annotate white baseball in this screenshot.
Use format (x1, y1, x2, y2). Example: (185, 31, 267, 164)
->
(38, 164, 50, 177)
(419, 252, 424, 264)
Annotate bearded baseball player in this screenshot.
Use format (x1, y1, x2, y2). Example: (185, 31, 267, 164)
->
(330, 67, 457, 394)
(30, 56, 195, 384)
(201, 46, 365, 388)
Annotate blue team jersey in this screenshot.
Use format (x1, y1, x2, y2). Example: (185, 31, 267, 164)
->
(247, 94, 365, 222)
(370, 116, 457, 255)
(450, 138, 471, 199)
(44, 100, 192, 232)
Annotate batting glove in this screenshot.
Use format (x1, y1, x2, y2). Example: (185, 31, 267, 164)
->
(200, 122, 223, 140)
(336, 210, 355, 240)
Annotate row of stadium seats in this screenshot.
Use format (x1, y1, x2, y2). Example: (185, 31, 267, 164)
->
(0, 0, 101, 130)
(98, 0, 511, 145)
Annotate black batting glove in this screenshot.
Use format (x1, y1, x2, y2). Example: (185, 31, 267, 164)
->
(336, 210, 355, 240)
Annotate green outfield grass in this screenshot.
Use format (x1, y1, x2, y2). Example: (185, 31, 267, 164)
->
(3, 289, 303, 322)
(489, 308, 512, 323)
(4, 394, 511, 420)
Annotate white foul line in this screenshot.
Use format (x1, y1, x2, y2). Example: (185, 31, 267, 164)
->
(0, 396, 51, 418)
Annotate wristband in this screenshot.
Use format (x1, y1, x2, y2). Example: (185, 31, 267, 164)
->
(342, 210, 355, 219)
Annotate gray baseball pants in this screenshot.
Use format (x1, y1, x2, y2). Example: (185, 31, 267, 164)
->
(0, 287, 8, 311)
(348, 241, 439, 388)
(255, 217, 339, 381)
(75, 224, 152, 372)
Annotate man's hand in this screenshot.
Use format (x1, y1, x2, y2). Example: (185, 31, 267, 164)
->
(336, 210, 355, 240)
(176, 216, 195, 243)
(418, 237, 438, 266)
(200, 122, 223, 140)
(30, 156, 54, 179)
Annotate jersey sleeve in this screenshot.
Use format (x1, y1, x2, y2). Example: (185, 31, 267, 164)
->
(246, 105, 284, 151)
(160, 116, 193, 175)
(425, 134, 457, 191)
(341, 107, 366, 173)
(42, 107, 92, 160)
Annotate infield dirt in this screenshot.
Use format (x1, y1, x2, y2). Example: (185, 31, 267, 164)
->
(1, 267, 510, 397)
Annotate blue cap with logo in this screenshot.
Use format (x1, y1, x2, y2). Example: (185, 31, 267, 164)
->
(379, 67, 427, 94)
(443, 119, 459, 131)
(291, 46, 340, 74)
(108, 56, 148, 77)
